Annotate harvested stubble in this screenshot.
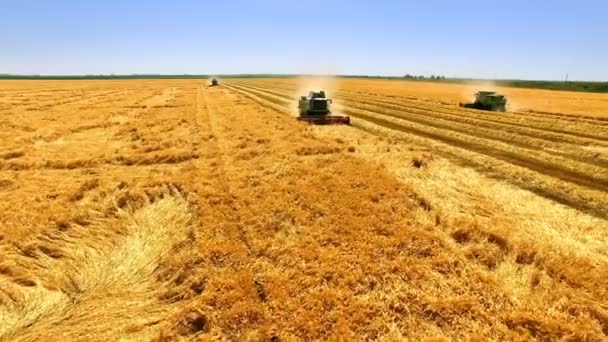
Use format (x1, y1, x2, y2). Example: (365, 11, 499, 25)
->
(0, 79, 606, 341)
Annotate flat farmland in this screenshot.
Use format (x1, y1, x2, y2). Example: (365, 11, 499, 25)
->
(0, 79, 607, 340)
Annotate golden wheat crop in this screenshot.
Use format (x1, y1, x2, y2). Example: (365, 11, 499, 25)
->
(0, 78, 606, 341)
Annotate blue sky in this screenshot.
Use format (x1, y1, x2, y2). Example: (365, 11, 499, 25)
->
(1, 0, 606, 80)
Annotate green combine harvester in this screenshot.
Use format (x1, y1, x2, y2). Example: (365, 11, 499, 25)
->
(460, 91, 507, 112)
(297, 90, 350, 125)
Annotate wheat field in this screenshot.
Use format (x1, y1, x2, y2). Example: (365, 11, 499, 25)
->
(0, 78, 606, 341)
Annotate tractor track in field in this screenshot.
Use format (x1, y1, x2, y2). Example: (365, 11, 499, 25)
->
(196, 86, 254, 254)
(223, 81, 608, 219)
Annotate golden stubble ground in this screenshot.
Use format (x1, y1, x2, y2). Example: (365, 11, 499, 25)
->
(0, 79, 606, 341)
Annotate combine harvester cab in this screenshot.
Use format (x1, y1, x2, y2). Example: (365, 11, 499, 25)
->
(460, 90, 507, 112)
(297, 91, 350, 125)
(209, 78, 219, 86)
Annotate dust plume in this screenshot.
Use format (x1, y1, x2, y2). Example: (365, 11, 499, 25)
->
(460, 79, 499, 104)
(289, 75, 340, 117)
(207, 76, 219, 86)
(460, 79, 524, 111)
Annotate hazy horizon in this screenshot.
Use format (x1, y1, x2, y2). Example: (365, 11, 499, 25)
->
(1, 73, 605, 83)
(2, 0, 607, 81)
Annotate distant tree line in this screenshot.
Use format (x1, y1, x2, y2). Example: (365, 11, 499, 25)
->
(403, 74, 447, 80)
(1, 73, 606, 93)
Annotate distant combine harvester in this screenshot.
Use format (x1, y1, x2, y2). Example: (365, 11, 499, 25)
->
(460, 91, 507, 112)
